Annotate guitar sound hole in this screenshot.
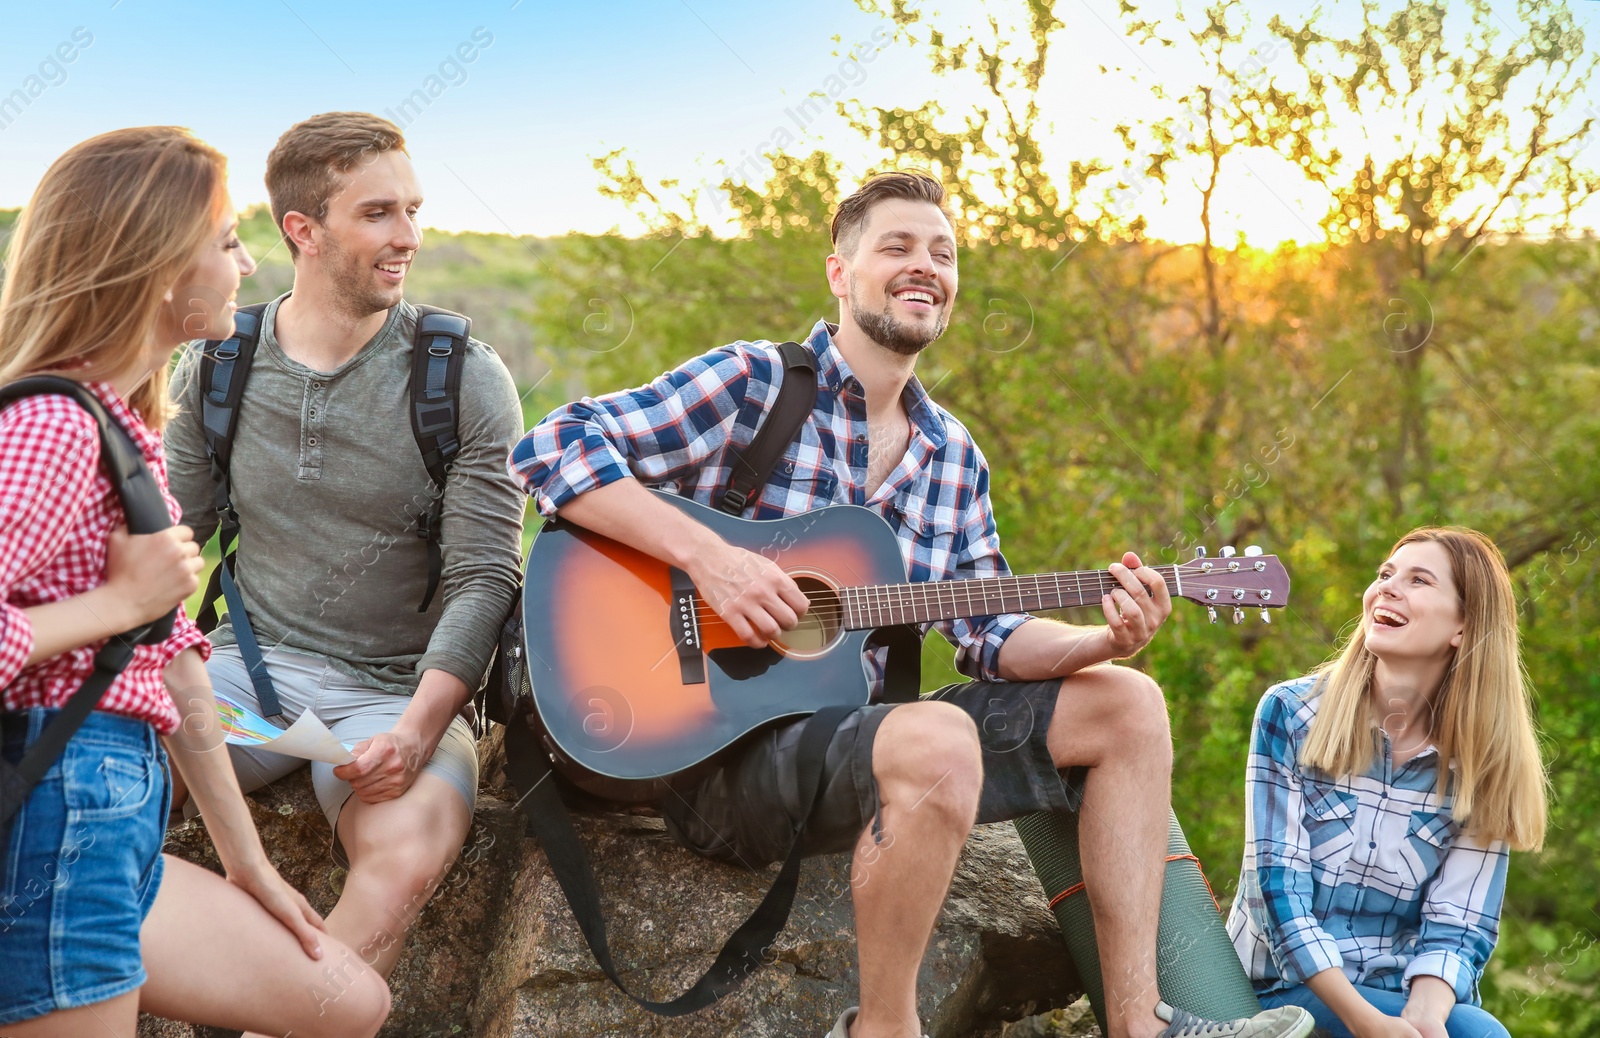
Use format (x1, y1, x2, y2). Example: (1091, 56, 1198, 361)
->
(773, 575, 843, 658)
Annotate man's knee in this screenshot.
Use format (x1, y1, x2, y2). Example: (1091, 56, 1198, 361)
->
(873, 702, 983, 821)
(1076, 667, 1172, 764)
(306, 952, 391, 1038)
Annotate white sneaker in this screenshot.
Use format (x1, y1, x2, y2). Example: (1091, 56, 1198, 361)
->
(823, 1006, 931, 1038)
(1155, 1000, 1315, 1038)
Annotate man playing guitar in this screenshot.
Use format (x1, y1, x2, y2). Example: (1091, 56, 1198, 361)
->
(511, 171, 1310, 1038)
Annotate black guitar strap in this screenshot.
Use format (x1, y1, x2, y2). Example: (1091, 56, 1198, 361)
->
(505, 705, 854, 1015)
(716, 339, 816, 516)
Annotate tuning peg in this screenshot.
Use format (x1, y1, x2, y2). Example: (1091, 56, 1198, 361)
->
(1260, 609, 1272, 624)
(1207, 606, 1219, 624)
(1194, 546, 1207, 559)
(1232, 607, 1245, 624)
(1244, 545, 1263, 557)
(1220, 546, 1237, 558)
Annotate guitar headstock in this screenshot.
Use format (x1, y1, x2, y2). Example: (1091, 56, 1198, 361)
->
(1173, 546, 1290, 624)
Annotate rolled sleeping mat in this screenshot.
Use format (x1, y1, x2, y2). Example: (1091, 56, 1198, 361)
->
(1012, 808, 1262, 1032)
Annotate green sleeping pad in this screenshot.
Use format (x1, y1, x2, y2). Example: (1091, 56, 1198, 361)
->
(1013, 808, 1262, 1032)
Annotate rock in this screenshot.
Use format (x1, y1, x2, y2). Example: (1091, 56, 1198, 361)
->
(139, 728, 1083, 1037)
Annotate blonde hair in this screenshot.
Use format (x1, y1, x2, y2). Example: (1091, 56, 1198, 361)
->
(0, 126, 228, 427)
(1301, 527, 1548, 849)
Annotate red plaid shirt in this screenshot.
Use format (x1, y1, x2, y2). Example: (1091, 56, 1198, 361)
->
(0, 380, 209, 734)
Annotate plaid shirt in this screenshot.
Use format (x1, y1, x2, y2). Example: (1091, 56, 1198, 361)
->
(1226, 676, 1509, 1005)
(510, 319, 1033, 694)
(0, 381, 208, 735)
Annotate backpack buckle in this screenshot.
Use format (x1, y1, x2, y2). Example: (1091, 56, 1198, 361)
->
(720, 488, 748, 513)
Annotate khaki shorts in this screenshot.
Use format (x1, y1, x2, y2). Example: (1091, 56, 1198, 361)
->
(186, 645, 479, 838)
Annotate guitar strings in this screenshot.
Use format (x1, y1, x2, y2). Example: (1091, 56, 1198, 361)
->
(682, 564, 1281, 633)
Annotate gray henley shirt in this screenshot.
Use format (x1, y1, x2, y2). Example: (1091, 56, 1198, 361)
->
(166, 294, 525, 696)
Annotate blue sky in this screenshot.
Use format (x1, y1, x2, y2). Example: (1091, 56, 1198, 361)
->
(1, 1, 1593, 243)
(0, 0, 933, 234)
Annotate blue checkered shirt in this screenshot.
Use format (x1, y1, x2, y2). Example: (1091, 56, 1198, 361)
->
(509, 319, 1034, 696)
(1226, 676, 1510, 1005)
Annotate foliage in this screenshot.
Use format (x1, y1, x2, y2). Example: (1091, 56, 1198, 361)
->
(522, 1, 1600, 1029)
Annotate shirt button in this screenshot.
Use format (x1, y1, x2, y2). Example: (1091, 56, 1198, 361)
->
(308, 408, 317, 419)
(311, 381, 323, 390)
(856, 434, 867, 443)
(1368, 841, 1377, 849)
(308, 436, 319, 446)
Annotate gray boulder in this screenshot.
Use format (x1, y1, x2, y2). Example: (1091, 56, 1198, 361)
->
(139, 729, 1083, 1037)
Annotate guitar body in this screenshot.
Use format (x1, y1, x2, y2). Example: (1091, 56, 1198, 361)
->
(522, 490, 909, 801)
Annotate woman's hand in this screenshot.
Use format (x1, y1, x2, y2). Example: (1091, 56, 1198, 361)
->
(1401, 976, 1454, 1038)
(227, 858, 327, 960)
(1355, 1010, 1425, 1038)
(103, 522, 203, 627)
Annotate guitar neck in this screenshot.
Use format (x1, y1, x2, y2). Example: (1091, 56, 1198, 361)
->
(840, 567, 1183, 629)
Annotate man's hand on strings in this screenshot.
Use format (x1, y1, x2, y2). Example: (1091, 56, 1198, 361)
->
(1097, 551, 1171, 659)
(688, 539, 811, 649)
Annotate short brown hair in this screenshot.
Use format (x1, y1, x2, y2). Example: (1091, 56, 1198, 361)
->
(830, 171, 955, 257)
(266, 112, 407, 256)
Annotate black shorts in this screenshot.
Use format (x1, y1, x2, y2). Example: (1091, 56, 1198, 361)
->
(658, 680, 1085, 868)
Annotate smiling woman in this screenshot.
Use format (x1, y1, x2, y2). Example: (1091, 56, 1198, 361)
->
(1226, 526, 1547, 1038)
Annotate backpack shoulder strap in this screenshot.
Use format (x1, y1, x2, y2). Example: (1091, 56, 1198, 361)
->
(716, 340, 817, 516)
(194, 302, 268, 634)
(198, 303, 268, 478)
(0, 376, 175, 830)
(409, 304, 470, 612)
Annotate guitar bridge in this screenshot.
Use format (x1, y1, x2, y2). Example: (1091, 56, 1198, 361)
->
(669, 567, 706, 685)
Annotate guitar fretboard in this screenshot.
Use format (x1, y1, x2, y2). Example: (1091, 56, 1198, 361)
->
(841, 567, 1183, 629)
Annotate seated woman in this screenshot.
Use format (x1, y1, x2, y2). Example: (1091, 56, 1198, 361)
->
(0, 126, 389, 1038)
(1227, 527, 1546, 1038)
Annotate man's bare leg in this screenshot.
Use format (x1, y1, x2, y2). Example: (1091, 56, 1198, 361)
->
(327, 774, 473, 976)
(1046, 666, 1173, 1038)
(850, 701, 984, 1038)
(237, 774, 471, 1038)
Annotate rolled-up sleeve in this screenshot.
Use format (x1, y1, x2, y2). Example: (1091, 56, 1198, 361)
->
(931, 455, 1032, 681)
(1403, 831, 1508, 1004)
(509, 345, 756, 516)
(1245, 689, 1346, 984)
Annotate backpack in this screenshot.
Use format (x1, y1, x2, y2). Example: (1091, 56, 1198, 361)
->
(191, 301, 472, 722)
(0, 377, 178, 828)
(490, 339, 923, 1015)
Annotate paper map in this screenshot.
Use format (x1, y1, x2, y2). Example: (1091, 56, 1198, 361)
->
(213, 691, 357, 765)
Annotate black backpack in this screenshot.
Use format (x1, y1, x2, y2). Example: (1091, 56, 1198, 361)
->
(0, 377, 178, 828)
(191, 301, 472, 722)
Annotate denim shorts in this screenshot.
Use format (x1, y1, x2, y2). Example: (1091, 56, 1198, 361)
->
(660, 679, 1084, 867)
(0, 708, 170, 1027)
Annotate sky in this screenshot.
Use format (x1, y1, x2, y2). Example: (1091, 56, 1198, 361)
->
(0, 0, 1594, 247)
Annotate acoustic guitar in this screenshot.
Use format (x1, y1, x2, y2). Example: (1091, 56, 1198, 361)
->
(518, 490, 1289, 801)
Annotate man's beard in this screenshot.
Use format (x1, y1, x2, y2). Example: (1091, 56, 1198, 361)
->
(321, 231, 402, 319)
(848, 277, 948, 356)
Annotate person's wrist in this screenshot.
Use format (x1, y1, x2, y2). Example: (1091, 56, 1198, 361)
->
(666, 520, 724, 573)
(83, 584, 142, 635)
(215, 829, 272, 879)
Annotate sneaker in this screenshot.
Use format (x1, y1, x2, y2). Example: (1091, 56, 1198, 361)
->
(1156, 1000, 1315, 1038)
(824, 1006, 931, 1038)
